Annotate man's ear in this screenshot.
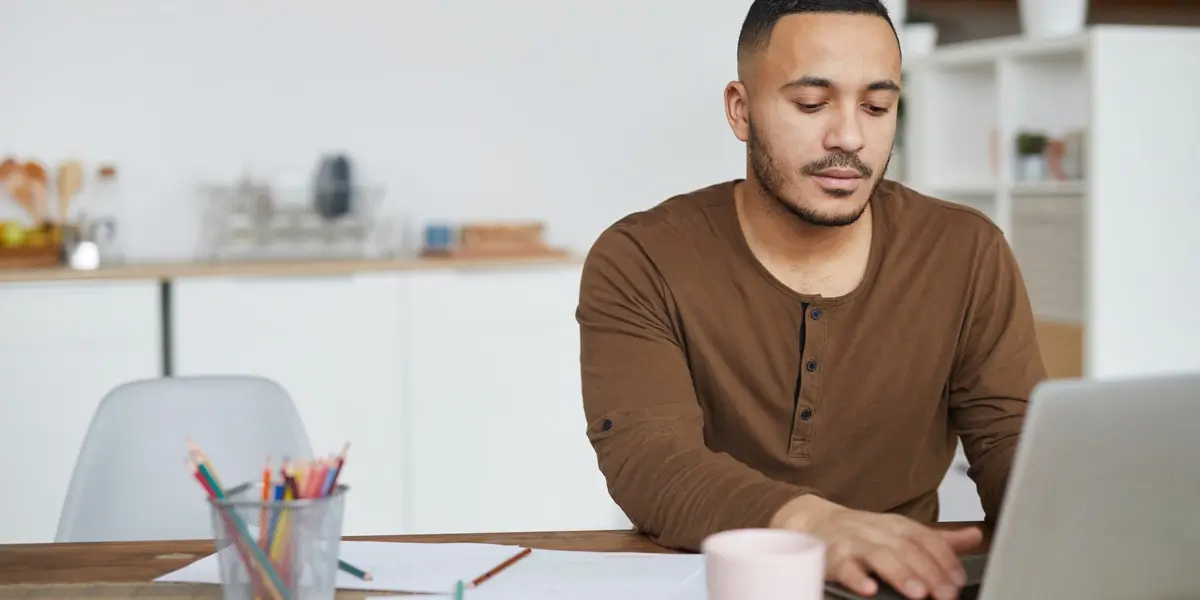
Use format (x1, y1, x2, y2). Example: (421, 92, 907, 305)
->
(724, 81, 751, 143)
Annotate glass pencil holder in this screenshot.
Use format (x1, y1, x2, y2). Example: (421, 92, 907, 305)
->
(208, 482, 349, 600)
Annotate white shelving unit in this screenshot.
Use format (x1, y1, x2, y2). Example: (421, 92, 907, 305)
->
(905, 26, 1200, 524)
(901, 25, 1200, 381)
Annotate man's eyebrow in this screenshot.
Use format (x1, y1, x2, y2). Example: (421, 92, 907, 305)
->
(780, 76, 901, 93)
(781, 75, 833, 90)
(866, 79, 901, 92)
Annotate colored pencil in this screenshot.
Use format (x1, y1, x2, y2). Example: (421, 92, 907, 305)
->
(470, 547, 532, 588)
(320, 464, 337, 497)
(328, 442, 350, 490)
(189, 459, 290, 600)
(266, 482, 285, 555)
(187, 438, 224, 489)
(274, 462, 297, 585)
(259, 459, 271, 551)
(195, 474, 276, 600)
(303, 460, 327, 499)
(338, 559, 372, 581)
(454, 579, 465, 600)
(282, 463, 301, 500)
(189, 462, 267, 597)
(293, 460, 307, 494)
(193, 460, 288, 600)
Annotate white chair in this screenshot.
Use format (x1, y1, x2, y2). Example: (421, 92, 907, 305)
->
(55, 375, 313, 542)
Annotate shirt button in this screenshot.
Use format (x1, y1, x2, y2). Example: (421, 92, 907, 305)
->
(806, 360, 818, 372)
(810, 308, 821, 320)
(800, 407, 813, 421)
(602, 419, 613, 431)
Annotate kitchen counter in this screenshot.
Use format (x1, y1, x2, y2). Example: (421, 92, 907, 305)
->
(0, 254, 582, 284)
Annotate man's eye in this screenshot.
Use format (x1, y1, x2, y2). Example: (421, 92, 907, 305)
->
(864, 104, 890, 115)
(796, 103, 824, 112)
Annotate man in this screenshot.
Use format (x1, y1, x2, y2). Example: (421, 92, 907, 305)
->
(576, 0, 1047, 598)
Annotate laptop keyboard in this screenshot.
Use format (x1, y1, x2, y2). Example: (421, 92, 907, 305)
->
(826, 581, 981, 600)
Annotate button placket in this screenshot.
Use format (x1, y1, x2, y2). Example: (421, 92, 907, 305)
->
(788, 304, 827, 458)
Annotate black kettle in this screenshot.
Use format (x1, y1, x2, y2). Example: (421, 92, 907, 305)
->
(313, 154, 353, 219)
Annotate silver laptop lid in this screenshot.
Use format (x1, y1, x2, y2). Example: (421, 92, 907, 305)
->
(980, 372, 1200, 600)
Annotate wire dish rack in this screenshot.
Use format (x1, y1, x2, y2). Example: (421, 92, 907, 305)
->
(196, 178, 388, 261)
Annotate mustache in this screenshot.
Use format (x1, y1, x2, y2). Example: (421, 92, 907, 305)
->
(800, 152, 873, 178)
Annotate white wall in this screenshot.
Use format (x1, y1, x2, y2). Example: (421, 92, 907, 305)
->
(0, 0, 747, 262)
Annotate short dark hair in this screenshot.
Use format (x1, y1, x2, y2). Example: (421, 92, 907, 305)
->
(737, 0, 898, 72)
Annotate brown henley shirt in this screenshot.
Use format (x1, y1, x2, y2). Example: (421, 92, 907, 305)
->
(577, 179, 1047, 551)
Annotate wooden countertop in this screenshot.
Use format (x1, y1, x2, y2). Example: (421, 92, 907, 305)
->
(0, 254, 583, 284)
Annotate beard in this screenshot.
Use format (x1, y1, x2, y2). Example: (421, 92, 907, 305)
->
(747, 117, 887, 228)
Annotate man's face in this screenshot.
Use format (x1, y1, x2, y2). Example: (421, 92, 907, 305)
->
(732, 13, 901, 227)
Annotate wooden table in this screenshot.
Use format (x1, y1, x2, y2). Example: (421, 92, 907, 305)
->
(0, 525, 988, 599)
(0, 530, 669, 599)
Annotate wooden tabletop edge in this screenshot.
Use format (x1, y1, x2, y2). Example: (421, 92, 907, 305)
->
(0, 528, 649, 551)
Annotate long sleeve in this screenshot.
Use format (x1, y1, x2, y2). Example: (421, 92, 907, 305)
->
(577, 227, 812, 551)
(949, 232, 1048, 522)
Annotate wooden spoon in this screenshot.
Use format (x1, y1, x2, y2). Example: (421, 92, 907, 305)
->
(0, 157, 17, 181)
(23, 160, 47, 224)
(4, 170, 35, 221)
(56, 160, 84, 224)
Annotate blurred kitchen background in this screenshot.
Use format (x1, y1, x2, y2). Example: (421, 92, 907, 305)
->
(1, 0, 1197, 547)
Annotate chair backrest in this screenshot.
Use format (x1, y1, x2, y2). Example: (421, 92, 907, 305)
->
(55, 375, 313, 543)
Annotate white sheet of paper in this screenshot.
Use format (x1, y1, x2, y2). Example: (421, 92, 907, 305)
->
(154, 541, 527, 594)
(447, 549, 707, 600)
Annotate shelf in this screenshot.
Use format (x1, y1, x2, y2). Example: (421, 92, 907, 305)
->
(907, 181, 1087, 197)
(921, 187, 1001, 225)
(905, 65, 999, 187)
(906, 32, 1087, 70)
(928, 183, 999, 197)
(1010, 180, 1087, 195)
(0, 255, 583, 284)
(1005, 51, 1088, 138)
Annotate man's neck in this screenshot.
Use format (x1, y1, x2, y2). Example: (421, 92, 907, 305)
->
(734, 178, 872, 267)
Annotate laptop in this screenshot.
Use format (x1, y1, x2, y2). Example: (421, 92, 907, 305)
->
(827, 371, 1200, 600)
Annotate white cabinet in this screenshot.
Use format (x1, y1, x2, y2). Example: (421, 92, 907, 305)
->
(0, 279, 161, 544)
(403, 266, 626, 534)
(168, 264, 626, 536)
(171, 273, 407, 537)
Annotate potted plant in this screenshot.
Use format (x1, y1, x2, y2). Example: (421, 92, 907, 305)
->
(1015, 131, 1049, 181)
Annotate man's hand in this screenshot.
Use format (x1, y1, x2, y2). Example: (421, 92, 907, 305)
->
(771, 495, 983, 600)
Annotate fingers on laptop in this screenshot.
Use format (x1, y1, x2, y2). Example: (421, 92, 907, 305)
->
(939, 526, 984, 553)
(825, 516, 968, 600)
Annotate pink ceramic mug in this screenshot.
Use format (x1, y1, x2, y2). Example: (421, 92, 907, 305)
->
(702, 528, 826, 600)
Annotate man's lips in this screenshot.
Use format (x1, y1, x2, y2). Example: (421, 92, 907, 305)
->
(812, 168, 863, 179)
(811, 168, 865, 191)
